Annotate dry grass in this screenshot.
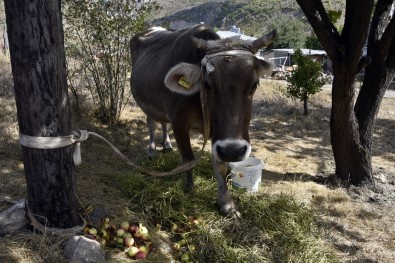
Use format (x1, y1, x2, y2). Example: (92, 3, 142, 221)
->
(1, 52, 395, 262)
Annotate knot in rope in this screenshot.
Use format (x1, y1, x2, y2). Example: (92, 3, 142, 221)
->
(19, 130, 89, 166)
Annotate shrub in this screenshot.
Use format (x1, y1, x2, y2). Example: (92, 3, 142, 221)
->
(63, 0, 158, 124)
(285, 49, 325, 116)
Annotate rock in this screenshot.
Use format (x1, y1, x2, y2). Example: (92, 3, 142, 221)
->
(0, 199, 29, 236)
(64, 235, 106, 263)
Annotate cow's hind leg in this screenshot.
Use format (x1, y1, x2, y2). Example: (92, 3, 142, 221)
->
(147, 116, 157, 158)
(212, 157, 239, 217)
(161, 122, 173, 153)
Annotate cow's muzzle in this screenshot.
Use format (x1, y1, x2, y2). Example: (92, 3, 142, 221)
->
(212, 139, 251, 162)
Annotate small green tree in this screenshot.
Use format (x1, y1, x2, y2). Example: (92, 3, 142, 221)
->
(63, 0, 158, 124)
(285, 49, 325, 116)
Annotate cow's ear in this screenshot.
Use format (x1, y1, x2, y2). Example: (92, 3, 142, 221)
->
(165, 63, 203, 95)
(255, 58, 273, 78)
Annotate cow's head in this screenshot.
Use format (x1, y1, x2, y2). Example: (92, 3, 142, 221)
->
(164, 31, 276, 162)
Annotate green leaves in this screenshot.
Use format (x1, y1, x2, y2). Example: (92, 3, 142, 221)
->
(63, 0, 158, 124)
(285, 49, 326, 114)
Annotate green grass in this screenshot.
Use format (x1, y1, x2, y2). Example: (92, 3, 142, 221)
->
(116, 151, 338, 263)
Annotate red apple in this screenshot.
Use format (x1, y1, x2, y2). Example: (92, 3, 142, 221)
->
(129, 225, 138, 234)
(134, 251, 147, 260)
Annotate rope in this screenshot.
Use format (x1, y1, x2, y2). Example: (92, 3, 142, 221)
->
(26, 200, 86, 237)
(201, 50, 254, 74)
(19, 130, 200, 177)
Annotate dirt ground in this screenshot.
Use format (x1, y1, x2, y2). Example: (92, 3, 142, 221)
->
(251, 80, 395, 263)
(1, 48, 395, 262)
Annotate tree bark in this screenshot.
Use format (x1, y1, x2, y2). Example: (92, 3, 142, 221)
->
(297, 0, 376, 186)
(5, 0, 81, 228)
(303, 93, 308, 116)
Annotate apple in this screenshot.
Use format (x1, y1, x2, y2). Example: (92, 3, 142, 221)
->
(116, 228, 125, 237)
(122, 232, 132, 238)
(181, 252, 190, 262)
(179, 239, 187, 246)
(140, 232, 150, 241)
(117, 237, 124, 245)
(134, 251, 147, 260)
(139, 245, 149, 254)
(188, 244, 196, 252)
(172, 242, 181, 251)
(139, 226, 148, 234)
(120, 221, 130, 230)
(100, 229, 108, 239)
(99, 239, 107, 247)
(88, 228, 97, 236)
(102, 217, 110, 223)
(102, 222, 110, 230)
(129, 225, 138, 234)
(127, 246, 140, 257)
(123, 236, 134, 247)
(83, 227, 90, 234)
(133, 229, 141, 238)
(144, 241, 154, 252)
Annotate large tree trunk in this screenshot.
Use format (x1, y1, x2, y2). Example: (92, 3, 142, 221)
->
(356, 1, 395, 162)
(296, 0, 377, 186)
(5, 0, 81, 228)
(330, 65, 373, 185)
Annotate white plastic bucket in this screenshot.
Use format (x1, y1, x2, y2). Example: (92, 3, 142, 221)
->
(229, 157, 264, 192)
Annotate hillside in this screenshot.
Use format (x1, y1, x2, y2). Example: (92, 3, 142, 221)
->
(153, 0, 304, 36)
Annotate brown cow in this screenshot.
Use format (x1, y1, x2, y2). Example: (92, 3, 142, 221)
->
(131, 25, 275, 216)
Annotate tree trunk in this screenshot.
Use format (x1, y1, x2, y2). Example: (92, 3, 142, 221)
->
(303, 93, 308, 116)
(296, 0, 376, 186)
(5, 0, 81, 228)
(330, 65, 373, 185)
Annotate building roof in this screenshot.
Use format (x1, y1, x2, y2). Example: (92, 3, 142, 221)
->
(270, 48, 327, 56)
(216, 30, 257, 41)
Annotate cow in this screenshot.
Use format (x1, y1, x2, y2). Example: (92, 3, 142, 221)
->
(130, 24, 276, 216)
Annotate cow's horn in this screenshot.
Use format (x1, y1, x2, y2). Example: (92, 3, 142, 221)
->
(191, 36, 209, 50)
(251, 29, 277, 53)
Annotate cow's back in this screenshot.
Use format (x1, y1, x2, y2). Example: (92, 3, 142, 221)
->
(130, 25, 219, 123)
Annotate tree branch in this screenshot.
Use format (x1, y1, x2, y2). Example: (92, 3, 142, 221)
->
(342, 0, 374, 66)
(368, 0, 395, 57)
(296, 0, 341, 61)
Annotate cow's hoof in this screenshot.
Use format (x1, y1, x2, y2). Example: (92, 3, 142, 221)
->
(216, 201, 241, 218)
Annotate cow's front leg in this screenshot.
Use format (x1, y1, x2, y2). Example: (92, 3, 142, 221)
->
(212, 157, 238, 216)
(172, 120, 194, 191)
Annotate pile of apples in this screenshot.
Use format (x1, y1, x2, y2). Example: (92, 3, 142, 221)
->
(83, 218, 153, 260)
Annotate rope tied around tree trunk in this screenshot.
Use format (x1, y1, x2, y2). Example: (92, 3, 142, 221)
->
(19, 130, 202, 177)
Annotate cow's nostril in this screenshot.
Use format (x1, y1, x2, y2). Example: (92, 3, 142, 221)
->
(216, 144, 247, 162)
